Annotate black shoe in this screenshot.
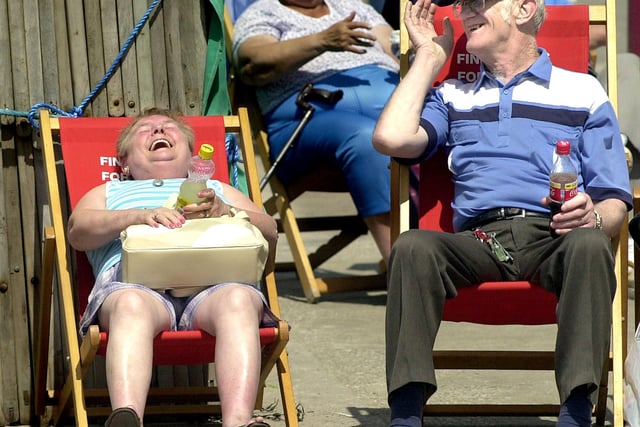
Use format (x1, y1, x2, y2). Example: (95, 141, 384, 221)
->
(105, 407, 140, 427)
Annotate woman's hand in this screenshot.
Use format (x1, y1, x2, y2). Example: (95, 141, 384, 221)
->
(144, 207, 186, 228)
(319, 11, 376, 54)
(179, 188, 231, 220)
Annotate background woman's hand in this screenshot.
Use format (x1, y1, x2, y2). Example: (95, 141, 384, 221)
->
(320, 11, 376, 54)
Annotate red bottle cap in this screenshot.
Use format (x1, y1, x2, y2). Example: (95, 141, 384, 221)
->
(556, 140, 571, 155)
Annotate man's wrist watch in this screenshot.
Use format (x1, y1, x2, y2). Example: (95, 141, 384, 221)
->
(594, 210, 603, 230)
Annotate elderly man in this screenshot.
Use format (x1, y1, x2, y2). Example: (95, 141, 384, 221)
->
(372, 0, 631, 426)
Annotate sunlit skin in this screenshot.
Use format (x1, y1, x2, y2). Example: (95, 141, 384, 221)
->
(120, 115, 193, 180)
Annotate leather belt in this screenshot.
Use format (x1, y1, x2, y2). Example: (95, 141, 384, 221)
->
(462, 207, 548, 231)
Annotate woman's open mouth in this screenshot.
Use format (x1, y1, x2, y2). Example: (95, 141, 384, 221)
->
(149, 138, 173, 151)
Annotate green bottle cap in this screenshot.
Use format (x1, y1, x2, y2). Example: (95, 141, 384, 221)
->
(198, 144, 214, 160)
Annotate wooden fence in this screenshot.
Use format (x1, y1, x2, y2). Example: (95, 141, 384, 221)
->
(0, 0, 217, 424)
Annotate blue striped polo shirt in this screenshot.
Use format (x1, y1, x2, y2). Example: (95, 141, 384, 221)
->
(402, 48, 631, 231)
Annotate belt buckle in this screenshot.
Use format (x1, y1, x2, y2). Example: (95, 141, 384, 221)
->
(504, 207, 526, 218)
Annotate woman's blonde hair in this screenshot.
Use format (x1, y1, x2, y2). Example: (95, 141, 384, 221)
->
(116, 108, 195, 158)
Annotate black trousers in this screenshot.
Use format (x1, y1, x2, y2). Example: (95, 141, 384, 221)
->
(385, 217, 616, 405)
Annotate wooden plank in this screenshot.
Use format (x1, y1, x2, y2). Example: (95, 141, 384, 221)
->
(0, 131, 19, 426)
(54, 0, 74, 112)
(38, 0, 61, 109)
(66, 0, 92, 116)
(7, 0, 29, 119)
(49, 0, 73, 110)
(117, 0, 140, 117)
(83, 0, 109, 117)
(101, 0, 125, 117)
(13, 133, 37, 424)
(31, 145, 55, 415)
(24, 0, 44, 107)
(49, 155, 68, 393)
(162, 1, 186, 111)
(133, 0, 155, 112)
(149, 2, 169, 108)
(179, 0, 206, 116)
(0, 0, 15, 125)
(188, 365, 207, 387)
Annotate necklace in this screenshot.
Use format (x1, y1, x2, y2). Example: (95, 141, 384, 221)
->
(152, 179, 164, 187)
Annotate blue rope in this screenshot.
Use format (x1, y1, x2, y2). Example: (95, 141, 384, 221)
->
(0, 108, 29, 118)
(25, 0, 163, 129)
(225, 134, 243, 189)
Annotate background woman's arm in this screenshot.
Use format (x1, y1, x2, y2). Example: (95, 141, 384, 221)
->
(236, 12, 378, 86)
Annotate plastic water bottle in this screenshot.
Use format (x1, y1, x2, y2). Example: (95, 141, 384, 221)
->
(549, 140, 578, 237)
(176, 144, 215, 209)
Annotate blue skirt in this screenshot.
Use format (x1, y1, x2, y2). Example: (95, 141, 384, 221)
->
(264, 64, 399, 217)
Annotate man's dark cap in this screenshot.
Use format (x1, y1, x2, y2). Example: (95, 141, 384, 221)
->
(432, 0, 456, 6)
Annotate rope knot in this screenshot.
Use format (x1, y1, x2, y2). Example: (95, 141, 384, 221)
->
(68, 106, 84, 118)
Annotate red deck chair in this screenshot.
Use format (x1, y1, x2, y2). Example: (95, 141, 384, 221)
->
(392, 2, 626, 425)
(34, 108, 299, 426)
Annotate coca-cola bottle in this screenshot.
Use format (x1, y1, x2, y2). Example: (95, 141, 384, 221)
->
(549, 140, 578, 237)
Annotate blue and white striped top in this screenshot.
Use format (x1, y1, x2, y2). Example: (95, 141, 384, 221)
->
(399, 48, 632, 231)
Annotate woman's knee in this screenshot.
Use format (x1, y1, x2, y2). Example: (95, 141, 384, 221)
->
(105, 290, 154, 316)
(100, 290, 168, 332)
(211, 285, 261, 312)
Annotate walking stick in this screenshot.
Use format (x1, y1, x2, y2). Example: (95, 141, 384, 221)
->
(260, 83, 343, 190)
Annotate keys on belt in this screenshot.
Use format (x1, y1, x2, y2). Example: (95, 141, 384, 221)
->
(473, 228, 514, 263)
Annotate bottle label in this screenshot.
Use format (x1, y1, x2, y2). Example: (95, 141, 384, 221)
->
(176, 180, 207, 209)
(549, 178, 578, 203)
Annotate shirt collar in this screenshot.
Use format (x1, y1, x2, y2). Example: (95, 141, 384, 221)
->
(473, 47, 551, 91)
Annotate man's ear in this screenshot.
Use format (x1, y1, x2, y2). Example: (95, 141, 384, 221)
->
(515, 0, 537, 25)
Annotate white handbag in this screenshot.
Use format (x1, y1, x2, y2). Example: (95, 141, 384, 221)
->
(120, 213, 269, 297)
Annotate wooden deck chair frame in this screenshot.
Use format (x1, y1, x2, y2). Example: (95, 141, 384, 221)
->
(634, 189, 640, 329)
(223, 4, 386, 303)
(33, 108, 299, 427)
(392, 1, 626, 425)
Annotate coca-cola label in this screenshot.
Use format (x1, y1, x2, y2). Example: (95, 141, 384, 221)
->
(549, 179, 578, 202)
